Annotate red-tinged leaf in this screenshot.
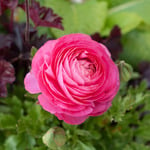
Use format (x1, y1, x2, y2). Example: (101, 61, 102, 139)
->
(0, 59, 15, 97)
(0, 0, 18, 15)
(19, 0, 64, 30)
(91, 26, 122, 60)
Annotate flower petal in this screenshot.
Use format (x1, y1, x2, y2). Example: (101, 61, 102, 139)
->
(24, 72, 41, 94)
(90, 102, 111, 116)
(38, 94, 61, 114)
(32, 40, 57, 77)
(55, 113, 89, 125)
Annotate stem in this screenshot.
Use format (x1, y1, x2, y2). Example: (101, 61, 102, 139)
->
(9, 10, 14, 32)
(31, 0, 33, 5)
(25, 0, 30, 43)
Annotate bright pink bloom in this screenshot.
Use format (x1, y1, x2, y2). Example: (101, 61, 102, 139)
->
(24, 33, 120, 125)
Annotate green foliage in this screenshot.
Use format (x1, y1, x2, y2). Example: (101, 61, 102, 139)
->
(4, 134, 36, 150)
(120, 29, 150, 67)
(74, 141, 96, 150)
(106, 81, 149, 122)
(97, 0, 137, 8)
(123, 143, 150, 150)
(102, 12, 142, 35)
(109, 0, 150, 24)
(0, 61, 150, 150)
(102, 0, 150, 35)
(1, 0, 150, 150)
(31, 46, 38, 58)
(0, 114, 16, 130)
(45, 0, 108, 38)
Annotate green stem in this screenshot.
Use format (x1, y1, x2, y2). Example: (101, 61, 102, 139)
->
(25, 0, 30, 43)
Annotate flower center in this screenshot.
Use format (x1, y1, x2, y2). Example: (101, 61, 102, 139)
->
(77, 57, 96, 79)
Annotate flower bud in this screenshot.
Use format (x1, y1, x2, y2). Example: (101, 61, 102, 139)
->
(42, 127, 66, 149)
(117, 61, 133, 82)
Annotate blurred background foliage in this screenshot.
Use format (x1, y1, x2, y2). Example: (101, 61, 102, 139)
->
(0, 0, 150, 149)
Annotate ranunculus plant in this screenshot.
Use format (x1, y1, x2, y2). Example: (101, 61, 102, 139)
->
(24, 33, 120, 125)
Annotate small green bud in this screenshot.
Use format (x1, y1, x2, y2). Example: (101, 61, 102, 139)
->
(117, 61, 133, 82)
(42, 127, 66, 149)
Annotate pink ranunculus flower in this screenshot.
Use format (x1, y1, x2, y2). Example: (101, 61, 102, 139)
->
(24, 33, 120, 125)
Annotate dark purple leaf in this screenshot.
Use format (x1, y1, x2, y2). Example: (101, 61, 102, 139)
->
(0, 23, 50, 61)
(91, 32, 103, 43)
(128, 61, 150, 88)
(91, 26, 122, 60)
(0, 82, 7, 97)
(0, 22, 51, 82)
(0, 0, 18, 15)
(129, 123, 138, 129)
(138, 61, 150, 89)
(19, 0, 64, 30)
(135, 104, 145, 111)
(139, 110, 150, 120)
(0, 33, 19, 61)
(128, 78, 142, 88)
(0, 59, 15, 97)
(0, 34, 13, 50)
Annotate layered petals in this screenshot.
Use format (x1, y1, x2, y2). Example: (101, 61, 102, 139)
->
(24, 33, 120, 125)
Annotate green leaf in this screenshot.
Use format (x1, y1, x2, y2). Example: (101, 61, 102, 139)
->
(102, 12, 142, 35)
(31, 46, 38, 58)
(45, 0, 108, 38)
(135, 110, 150, 142)
(6, 96, 23, 119)
(31, 147, 47, 150)
(0, 113, 16, 130)
(4, 135, 18, 150)
(102, 0, 150, 35)
(0, 146, 5, 150)
(17, 103, 47, 137)
(135, 125, 150, 141)
(4, 133, 36, 150)
(123, 143, 150, 150)
(106, 0, 136, 8)
(0, 131, 5, 145)
(26, 102, 43, 121)
(13, 84, 26, 100)
(109, 0, 150, 24)
(17, 133, 36, 150)
(74, 141, 96, 150)
(76, 129, 92, 137)
(0, 105, 10, 113)
(105, 81, 148, 122)
(120, 29, 150, 67)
